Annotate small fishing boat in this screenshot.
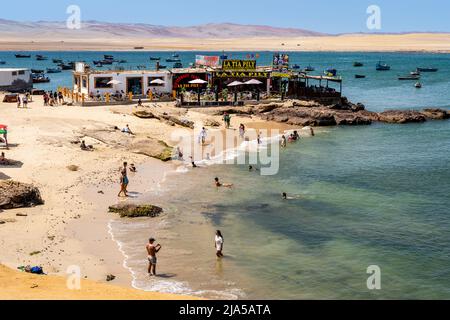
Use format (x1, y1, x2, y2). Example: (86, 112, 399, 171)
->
(410, 71, 421, 76)
(220, 51, 228, 60)
(104, 55, 114, 60)
(355, 74, 366, 79)
(0, 61, 6, 65)
(324, 68, 337, 76)
(117, 60, 127, 64)
(150, 57, 161, 61)
(58, 63, 74, 70)
(173, 62, 183, 69)
(417, 67, 438, 72)
(158, 65, 167, 69)
(291, 64, 301, 70)
(46, 68, 62, 73)
(137, 65, 147, 70)
(32, 74, 50, 83)
(36, 55, 48, 61)
(31, 69, 45, 74)
(376, 61, 391, 71)
(353, 62, 364, 67)
(415, 82, 422, 88)
(303, 65, 315, 72)
(15, 54, 31, 58)
(398, 75, 420, 80)
(172, 53, 179, 58)
(52, 59, 63, 64)
(166, 58, 181, 63)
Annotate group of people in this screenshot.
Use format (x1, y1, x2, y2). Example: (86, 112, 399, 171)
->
(16, 93, 31, 108)
(145, 230, 224, 277)
(117, 161, 137, 197)
(281, 128, 315, 148)
(43, 91, 64, 106)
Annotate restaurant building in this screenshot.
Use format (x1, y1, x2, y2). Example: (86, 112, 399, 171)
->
(73, 63, 172, 97)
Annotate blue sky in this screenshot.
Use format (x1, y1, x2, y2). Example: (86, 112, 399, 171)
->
(2, 0, 450, 33)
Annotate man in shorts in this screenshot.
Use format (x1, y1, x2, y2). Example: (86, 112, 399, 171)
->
(146, 238, 162, 276)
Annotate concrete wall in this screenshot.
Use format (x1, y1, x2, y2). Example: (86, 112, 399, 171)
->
(0, 69, 32, 92)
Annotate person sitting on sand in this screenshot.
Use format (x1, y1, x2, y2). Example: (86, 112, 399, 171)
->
(118, 162, 129, 197)
(122, 124, 135, 135)
(190, 156, 197, 168)
(80, 140, 94, 151)
(214, 177, 233, 188)
(146, 238, 162, 276)
(129, 164, 137, 173)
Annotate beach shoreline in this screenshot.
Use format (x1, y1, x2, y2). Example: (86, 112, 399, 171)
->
(1, 33, 450, 52)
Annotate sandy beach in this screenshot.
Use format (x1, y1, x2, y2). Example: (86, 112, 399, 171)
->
(0, 33, 449, 52)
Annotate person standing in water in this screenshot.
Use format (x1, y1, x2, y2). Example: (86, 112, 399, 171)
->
(146, 238, 162, 276)
(310, 127, 315, 137)
(239, 124, 245, 139)
(118, 162, 129, 197)
(215, 231, 224, 258)
(281, 135, 287, 148)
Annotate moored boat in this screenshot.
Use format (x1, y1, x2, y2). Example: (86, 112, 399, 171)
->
(166, 58, 181, 63)
(398, 75, 420, 80)
(376, 61, 390, 71)
(31, 69, 45, 74)
(0, 61, 6, 65)
(46, 68, 62, 73)
(173, 62, 183, 69)
(324, 68, 337, 76)
(355, 74, 366, 79)
(415, 82, 422, 88)
(291, 64, 301, 70)
(15, 54, 31, 58)
(32, 74, 50, 83)
(52, 59, 63, 64)
(353, 62, 364, 67)
(150, 57, 161, 61)
(303, 65, 315, 72)
(417, 67, 438, 72)
(36, 55, 48, 61)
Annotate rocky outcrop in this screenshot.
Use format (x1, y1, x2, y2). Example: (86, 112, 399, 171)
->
(378, 110, 427, 124)
(130, 139, 173, 162)
(109, 203, 163, 218)
(0, 181, 44, 209)
(253, 99, 449, 127)
(133, 109, 194, 129)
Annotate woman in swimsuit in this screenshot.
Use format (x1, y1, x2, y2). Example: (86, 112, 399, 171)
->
(118, 162, 129, 197)
(215, 230, 224, 258)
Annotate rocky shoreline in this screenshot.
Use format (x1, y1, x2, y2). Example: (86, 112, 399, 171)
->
(199, 98, 449, 127)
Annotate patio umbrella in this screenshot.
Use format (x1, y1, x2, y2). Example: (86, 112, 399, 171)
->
(150, 79, 166, 85)
(228, 81, 244, 103)
(0, 124, 7, 134)
(189, 79, 208, 105)
(107, 80, 122, 85)
(244, 79, 262, 85)
(245, 79, 263, 101)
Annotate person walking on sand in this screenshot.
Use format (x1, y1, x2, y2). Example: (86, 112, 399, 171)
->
(146, 238, 162, 276)
(223, 112, 231, 129)
(215, 230, 224, 258)
(199, 127, 207, 145)
(22, 95, 28, 108)
(17, 95, 21, 108)
(118, 162, 129, 197)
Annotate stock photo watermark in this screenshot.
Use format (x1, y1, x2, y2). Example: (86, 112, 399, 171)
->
(367, 5, 382, 31)
(66, 4, 82, 30)
(66, 265, 82, 290)
(367, 265, 381, 290)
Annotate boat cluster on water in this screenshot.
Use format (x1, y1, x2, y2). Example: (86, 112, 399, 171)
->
(352, 61, 438, 88)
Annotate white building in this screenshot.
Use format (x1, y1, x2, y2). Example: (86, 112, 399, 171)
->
(73, 62, 172, 97)
(0, 68, 32, 92)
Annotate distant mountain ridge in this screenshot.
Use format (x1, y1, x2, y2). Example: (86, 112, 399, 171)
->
(0, 19, 326, 39)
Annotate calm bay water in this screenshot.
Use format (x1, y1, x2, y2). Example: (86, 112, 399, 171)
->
(3, 51, 449, 299)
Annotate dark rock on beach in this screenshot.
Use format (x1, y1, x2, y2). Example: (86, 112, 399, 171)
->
(0, 181, 44, 210)
(109, 203, 163, 218)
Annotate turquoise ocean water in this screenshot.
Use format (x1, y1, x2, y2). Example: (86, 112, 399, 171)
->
(3, 51, 449, 299)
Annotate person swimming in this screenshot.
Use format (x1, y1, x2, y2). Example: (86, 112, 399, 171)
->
(214, 177, 233, 188)
(282, 192, 302, 200)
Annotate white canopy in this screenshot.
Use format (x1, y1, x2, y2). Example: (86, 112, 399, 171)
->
(188, 79, 207, 84)
(150, 79, 166, 84)
(245, 79, 263, 85)
(227, 81, 244, 87)
(107, 80, 122, 85)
